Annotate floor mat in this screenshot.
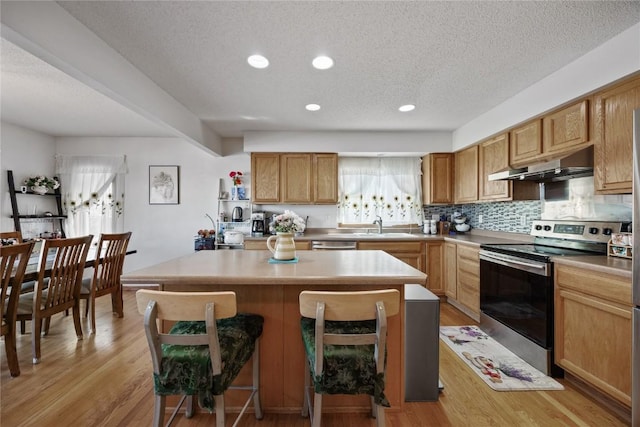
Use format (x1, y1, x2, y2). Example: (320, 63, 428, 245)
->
(440, 325, 564, 391)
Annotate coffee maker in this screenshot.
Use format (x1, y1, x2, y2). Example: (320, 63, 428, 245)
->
(251, 212, 266, 237)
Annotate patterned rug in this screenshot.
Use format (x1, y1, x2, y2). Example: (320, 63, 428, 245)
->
(440, 325, 564, 391)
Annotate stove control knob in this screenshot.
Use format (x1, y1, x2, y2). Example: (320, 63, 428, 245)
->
(603, 228, 613, 236)
(588, 227, 599, 234)
(534, 225, 542, 231)
(543, 225, 552, 231)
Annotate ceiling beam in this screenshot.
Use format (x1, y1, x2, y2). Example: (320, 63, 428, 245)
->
(1, 1, 222, 156)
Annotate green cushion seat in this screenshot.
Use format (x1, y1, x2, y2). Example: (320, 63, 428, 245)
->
(300, 316, 389, 407)
(154, 313, 263, 411)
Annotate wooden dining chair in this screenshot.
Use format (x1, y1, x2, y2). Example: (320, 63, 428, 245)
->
(299, 289, 400, 427)
(1, 241, 34, 377)
(16, 235, 93, 364)
(79, 231, 131, 334)
(0, 231, 23, 243)
(136, 290, 264, 427)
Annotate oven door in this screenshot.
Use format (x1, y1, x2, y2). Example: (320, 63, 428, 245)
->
(479, 250, 553, 349)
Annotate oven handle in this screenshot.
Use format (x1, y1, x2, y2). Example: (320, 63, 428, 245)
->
(479, 250, 550, 276)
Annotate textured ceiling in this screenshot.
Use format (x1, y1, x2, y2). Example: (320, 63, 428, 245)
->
(2, 1, 640, 139)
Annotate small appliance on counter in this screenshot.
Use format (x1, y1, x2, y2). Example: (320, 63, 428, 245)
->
(231, 206, 243, 222)
(251, 212, 266, 237)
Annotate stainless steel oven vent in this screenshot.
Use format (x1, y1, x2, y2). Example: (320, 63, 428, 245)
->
(489, 147, 593, 182)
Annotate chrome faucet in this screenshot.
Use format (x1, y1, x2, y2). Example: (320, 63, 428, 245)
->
(373, 216, 383, 234)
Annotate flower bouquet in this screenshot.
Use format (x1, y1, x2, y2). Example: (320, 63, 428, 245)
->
(270, 210, 306, 234)
(229, 171, 245, 199)
(229, 171, 243, 186)
(24, 175, 60, 194)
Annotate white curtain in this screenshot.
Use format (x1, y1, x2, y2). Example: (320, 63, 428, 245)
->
(337, 157, 424, 225)
(55, 155, 127, 239)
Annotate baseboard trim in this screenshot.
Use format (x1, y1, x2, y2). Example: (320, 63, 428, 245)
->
(564, 372, 631, 425)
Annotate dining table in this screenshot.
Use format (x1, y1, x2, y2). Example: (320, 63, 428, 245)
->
(20, 244, 137, 283)
(120, 249, 428, 414)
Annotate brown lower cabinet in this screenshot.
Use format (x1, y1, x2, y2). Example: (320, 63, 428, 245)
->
(357, 241, 424, 273)
(444, 242, 458, 299)
(554, 263, 632, 407)
(443, 242, 480, 321)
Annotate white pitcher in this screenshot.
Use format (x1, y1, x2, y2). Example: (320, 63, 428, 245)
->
(267, 232, 296, 260)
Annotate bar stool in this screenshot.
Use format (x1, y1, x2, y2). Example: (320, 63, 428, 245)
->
(136, 290, 264, 427)
(299, 289, 400, 427)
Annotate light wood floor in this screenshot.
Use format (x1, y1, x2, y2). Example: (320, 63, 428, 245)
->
(1, 290, 630, 426)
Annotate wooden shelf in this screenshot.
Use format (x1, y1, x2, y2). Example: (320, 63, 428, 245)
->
(7, 170, 66, 238)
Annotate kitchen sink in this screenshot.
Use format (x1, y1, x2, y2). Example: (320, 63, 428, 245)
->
(330, 232, 419, 238)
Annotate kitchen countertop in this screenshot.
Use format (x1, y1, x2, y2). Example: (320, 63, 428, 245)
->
(245, 228, 633, 276)
(245, 228, 532, 246)
(121, 249, 427, 286)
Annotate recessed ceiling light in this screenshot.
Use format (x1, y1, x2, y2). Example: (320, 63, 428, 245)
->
(247, 54, 269, 69)
(305, 104, 321, 111)
(312, 56, 334, 70)
(399, 104, 415, 112)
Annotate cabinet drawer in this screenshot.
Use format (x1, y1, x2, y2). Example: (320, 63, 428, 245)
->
(457, 244, 479, 261)
(555, 265, 631, 306)
(357, 241, 423, 253)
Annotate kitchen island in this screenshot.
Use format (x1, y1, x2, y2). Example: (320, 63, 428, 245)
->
(121, 249, 427, 414)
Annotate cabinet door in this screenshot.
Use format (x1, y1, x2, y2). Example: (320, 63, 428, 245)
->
(444, 242, 457, 299)
(251, 154, 281, 203)
(422, 153, 454, 204)
(555, 264, 632, 406)
(509, 119, 542, 167)
(594, 77, 640, 193)
(454, 145, 478, 204)
(543, 100, 589, 154)
(456, 245, 480, 315)
(425, 241, 444, 295)
(313, 153, 338, 204)
(281, 154, 313, 203)
(478, 133, 511, 201)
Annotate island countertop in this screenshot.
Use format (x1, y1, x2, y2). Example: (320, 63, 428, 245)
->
(120, 249, 427, 286)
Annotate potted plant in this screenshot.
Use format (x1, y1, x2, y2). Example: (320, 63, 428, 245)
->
(23, 175, 60, 195)
(267, 210, 306, 260)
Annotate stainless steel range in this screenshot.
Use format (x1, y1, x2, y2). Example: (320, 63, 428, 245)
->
(479, 219, 631, 376)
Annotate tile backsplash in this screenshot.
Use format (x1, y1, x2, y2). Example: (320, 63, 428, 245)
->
(424, 201, 541, 234)
(424, 177, 632, 235)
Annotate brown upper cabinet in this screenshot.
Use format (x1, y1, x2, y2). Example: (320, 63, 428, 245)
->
(251, 153, 280, 203)
(509, 100, 590, 168)
(543, 100, 589, 155)
(313, 153, 339, 204)
(251, 153, 338, 204)
(478, 133, 510, 201)
(422, 153, 454, 204)
(509, 119, 543, 167)
(454, 145, 478, 204)
(593, 75, 640, 194)
(478, 133, 539, 202)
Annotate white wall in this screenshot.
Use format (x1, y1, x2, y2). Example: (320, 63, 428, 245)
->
(1, 122, 58, 234)
(55, 137, 251, 272)
(244, 131, 452, 155)
(453, 22, 640, 150)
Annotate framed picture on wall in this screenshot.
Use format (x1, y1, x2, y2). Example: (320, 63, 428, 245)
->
(149, 165, 179, 205)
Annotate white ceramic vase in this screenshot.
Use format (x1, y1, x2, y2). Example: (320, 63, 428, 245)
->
(266, 232, 296, 260)
(31, 185, 48, 195)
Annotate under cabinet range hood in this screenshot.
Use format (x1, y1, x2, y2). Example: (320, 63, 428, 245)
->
(488, 146, 594, 182)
